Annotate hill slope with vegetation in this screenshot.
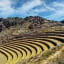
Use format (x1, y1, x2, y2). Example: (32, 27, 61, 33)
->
(0, 16, 64, 40)
(0, 16, 64, 64)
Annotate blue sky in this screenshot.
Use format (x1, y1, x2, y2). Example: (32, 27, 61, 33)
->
(0, 0, 64, 21)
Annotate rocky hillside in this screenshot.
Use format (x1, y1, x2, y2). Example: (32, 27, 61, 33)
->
(0, 16, 64, 32)
(0, 16, 64, 64)
(0, 16, 64, 43)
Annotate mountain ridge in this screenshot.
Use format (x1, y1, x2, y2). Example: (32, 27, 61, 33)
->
(0, 16, 64, 32)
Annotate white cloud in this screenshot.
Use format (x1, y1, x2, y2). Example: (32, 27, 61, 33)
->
(47, 10, 64, 20)
(16, 0, 56, 16)
(43, 2, 56, 11)
(53, 2, 64, 7)
(0, 0, 64, 20)
(17, 0, 43, 13)
(46, 2, 64, 20)
(0, 0, 44, 17)
(14, 0, 45, 17)
(0, 0, 15, 17)
(34, 8, 47, 13)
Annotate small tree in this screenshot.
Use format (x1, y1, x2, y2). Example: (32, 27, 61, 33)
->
(0, 25, 2, 32)
(61, 20, 64, 23)
(3, 20, 10, 28)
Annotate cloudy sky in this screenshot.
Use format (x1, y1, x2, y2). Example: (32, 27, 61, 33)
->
(0, 0, 64, 21)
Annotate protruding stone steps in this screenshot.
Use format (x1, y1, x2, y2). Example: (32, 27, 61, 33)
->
(0, 51, 7, 64)
(6, 37, 59, 48)
(0, 48, 13, 64)
(0, 46, 22, 64)
(2, 42, 42, 55)
(0, 32, 64, 64)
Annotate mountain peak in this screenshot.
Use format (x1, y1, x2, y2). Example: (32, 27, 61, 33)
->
(24, 16, 48, 23)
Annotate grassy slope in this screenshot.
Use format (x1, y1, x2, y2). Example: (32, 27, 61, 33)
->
(0, 18, 64, 64)
(20, 45, 64, 64)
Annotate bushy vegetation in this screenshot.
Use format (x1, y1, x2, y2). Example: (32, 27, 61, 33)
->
(61, 20, 64, 23)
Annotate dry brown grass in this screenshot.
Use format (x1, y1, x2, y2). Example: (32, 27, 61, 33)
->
(20, 45, 64, 64)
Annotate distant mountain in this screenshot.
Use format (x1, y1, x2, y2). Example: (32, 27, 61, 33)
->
(24, 16, 48, 23)
(0, 16, 64, 32)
